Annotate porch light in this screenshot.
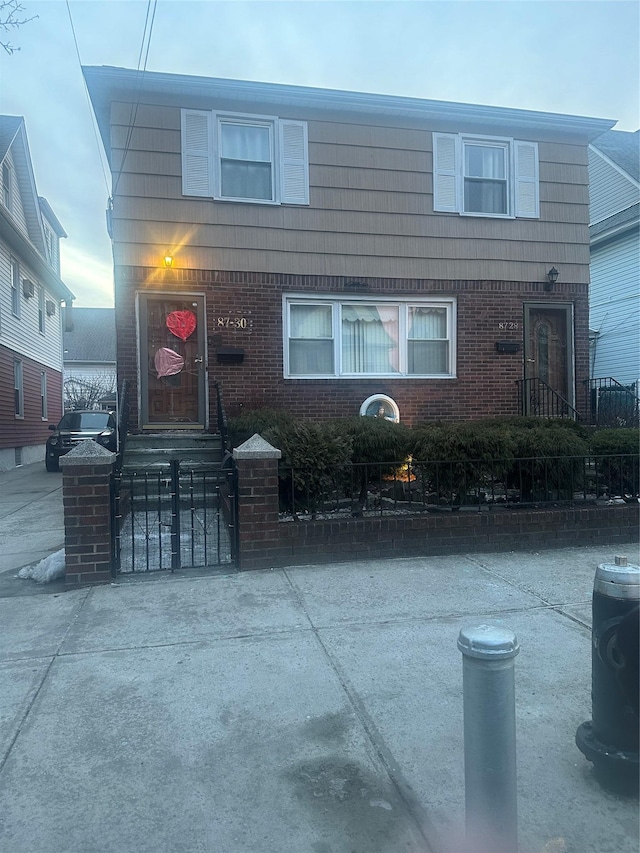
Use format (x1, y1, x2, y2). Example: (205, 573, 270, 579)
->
(544, 266, 559, 291)
(163, 252, 173, 269)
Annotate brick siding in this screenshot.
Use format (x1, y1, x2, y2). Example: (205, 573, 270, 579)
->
(116, 266, 589, 429)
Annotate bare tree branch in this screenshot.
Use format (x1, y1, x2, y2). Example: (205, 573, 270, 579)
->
(0, 1, 37, 55)
(64, 373, 117, 411)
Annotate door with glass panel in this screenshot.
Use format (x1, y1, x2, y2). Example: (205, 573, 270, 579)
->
(138, 294, 207, 429)
(523, 304, 574, 413)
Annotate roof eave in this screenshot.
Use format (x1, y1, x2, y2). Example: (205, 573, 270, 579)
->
(83, 65, 617, 163)
(0, 206, 74, 301)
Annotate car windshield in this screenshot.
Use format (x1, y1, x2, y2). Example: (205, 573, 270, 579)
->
(57, 412, 113, 431)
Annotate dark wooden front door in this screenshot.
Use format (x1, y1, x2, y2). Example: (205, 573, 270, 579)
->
(524, 303, 574, 408)
(139, 294, 207, 428)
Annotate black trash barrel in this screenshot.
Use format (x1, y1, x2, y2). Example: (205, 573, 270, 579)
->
(576, 557, 639, 794)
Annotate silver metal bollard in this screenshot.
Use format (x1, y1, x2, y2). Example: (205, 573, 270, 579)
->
(458, 624, 520, 853)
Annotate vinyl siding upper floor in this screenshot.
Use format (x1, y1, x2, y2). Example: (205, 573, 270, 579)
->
(0, 239, 63, 370)
(590, 230, 640, 383)
(588, 146, 640, 225)
(1, 149, 28, 238)
(107, 100, 594, 284)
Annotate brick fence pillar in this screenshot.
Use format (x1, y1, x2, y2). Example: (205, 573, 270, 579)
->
(60, 441, 115, 588)
(233, 433, 281, 570)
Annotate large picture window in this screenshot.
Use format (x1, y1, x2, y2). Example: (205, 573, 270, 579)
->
(285, 297, 456, 378)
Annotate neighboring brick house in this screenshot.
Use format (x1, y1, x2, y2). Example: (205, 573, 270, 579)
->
(588, 129, 639, 388)
(84, 66, 614, 430)
(62, 307, 117, 410)
(0, 116, 74, 470)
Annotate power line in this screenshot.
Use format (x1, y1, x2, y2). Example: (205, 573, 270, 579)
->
(112, 0, 158, 199)
(64, 0, 111, 196)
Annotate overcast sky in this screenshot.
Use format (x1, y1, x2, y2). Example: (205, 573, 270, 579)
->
(1, 0, 638, 308)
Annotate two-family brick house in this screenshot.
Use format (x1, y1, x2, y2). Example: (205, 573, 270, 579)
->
(0, 116, 74, 470)
(84, 66, 614, 431)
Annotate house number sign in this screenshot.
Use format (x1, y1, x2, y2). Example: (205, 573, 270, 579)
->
(216, 316, 252, 330)
(498, 322, 520, 330)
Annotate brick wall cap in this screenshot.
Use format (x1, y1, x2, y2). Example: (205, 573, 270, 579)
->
(60, 441, 115, 467)
(233, 433, 282, 460)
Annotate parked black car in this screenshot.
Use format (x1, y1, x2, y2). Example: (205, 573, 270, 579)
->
(45, 410, 117, 471)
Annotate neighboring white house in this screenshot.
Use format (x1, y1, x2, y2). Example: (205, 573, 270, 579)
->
(62, 306, 116, 409)
(588, 129, 640, 388)
(0, 115, 74, 471)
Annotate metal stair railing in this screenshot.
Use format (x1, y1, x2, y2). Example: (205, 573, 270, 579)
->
(516, 377, 580, 420)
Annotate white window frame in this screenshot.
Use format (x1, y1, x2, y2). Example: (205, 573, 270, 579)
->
(181, 109, 309, 206)
(14, 359, 24, 418)
(283, 294, 456, 379)
(10, 257, 20, 317)
(433, 132, 539, 219)
(41, 371, 48, 420)
(462, 136, 511, 217)
(2, 161, 11, 209)
(215, 113, 277, 204)
(38, 284, 45, 334)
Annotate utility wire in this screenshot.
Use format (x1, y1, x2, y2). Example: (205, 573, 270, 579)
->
(65, 0, 111, 195)
(112, 0, 158, 199)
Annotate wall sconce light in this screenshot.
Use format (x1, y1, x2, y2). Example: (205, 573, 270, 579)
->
(163, 252, 174, 269)
(544, 266, 559, 291)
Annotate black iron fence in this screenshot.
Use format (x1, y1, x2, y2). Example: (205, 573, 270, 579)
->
(112, 460, 238, 573)
(585, 378, 639, 428)
(115, 378, 130, 475)
(279, 454, 639, 519)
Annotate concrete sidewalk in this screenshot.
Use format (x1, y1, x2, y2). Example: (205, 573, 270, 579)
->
(1, 545, 638, 853)
(0, 462, 65, 595)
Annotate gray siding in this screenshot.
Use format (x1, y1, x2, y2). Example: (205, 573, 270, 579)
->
(590, 231, 640, 383)
(589, 147, 639, 224)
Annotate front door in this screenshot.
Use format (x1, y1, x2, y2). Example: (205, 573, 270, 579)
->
(138, 293, 207, 429)
(523, 303, 574, 411)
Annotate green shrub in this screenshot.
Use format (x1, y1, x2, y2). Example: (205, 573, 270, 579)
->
(276, 421, 353, 517)
(590, 428, 640, 456)
(589, 429, 639, 498)
(228, 408, 294, 449)
(333, 416, 412, 465)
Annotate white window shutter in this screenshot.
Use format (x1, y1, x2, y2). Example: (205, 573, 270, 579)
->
(514, 141, 539, 218)
(181, 109, 213, 197)
(433, 133, 459, 213)
(279, 120, 309, 205)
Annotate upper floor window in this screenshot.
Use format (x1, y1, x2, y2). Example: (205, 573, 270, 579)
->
(10, 257, 20, 317)
(38, 285, 45, 334)
(2, 162, 11, 210)
(181, 109, 309, 206)
(433, 133, 539, 219)
(284, 296, 456, 379)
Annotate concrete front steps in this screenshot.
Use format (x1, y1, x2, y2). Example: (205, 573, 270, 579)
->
(121, 432, 225, 472)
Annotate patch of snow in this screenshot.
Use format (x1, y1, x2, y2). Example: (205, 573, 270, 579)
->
(18, 549, 65, 583)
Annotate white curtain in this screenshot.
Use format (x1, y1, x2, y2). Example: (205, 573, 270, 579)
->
(464, 144, 506, 214)
(221, 124, 270, 161)
(341, 305, 399, 373)
(220, 123, 271, 199)
(289, 305, 333, 375)
(408, 307, 448, 374)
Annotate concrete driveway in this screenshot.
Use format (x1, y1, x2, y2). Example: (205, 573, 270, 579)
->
(1, 544, 638, 853)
